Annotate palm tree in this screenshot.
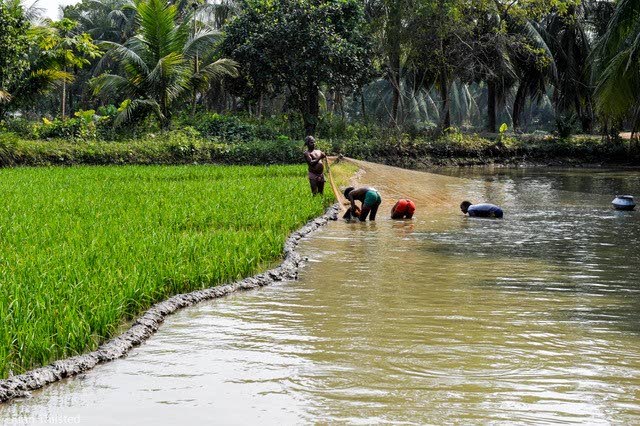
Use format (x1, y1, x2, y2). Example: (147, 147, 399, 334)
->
(543, 4, 595, 133)
(42, 18, 102, 118)
(1, 3, 97, 119)
(592, 0, 640, 136)
(92, 0, 238, 128)
(64, 0, 137, 44)
(199, 0, 238, 30)
(461, 9, 518, 133)
(364, 0, 415, 127)
(510, 21, 555, 131)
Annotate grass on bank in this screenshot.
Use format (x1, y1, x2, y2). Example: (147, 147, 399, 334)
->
(1, 126, 637, 169)
(4, 111, 639, 168)
(0, 164, 348, 379)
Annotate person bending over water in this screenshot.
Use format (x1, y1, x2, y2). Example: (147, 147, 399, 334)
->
(460, 201, 503, 218)
(391, 199, 416, 219)
(344, 186, 382, 221)
(303, 136, 326, 195)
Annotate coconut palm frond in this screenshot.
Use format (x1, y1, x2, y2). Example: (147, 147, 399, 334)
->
(595, 49, 640, 119)
(113, 98, 162, 127)
(91, 73, 135, 98)
(197, 58, 238, 81)
(0, 90, 12, 104)
(137, 0, 176, 58)
(182, 30, 219, 59)
(593, 0, 640, 125)
(101, 40, 151, 75)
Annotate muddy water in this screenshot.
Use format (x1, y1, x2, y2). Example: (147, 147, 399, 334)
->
(3, 163, 640, 424)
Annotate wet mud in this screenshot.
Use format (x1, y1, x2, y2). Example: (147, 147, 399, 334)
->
(0, 204, 340, 403)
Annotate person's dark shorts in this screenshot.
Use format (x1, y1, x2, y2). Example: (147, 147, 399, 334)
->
(363, 189, 381, 207)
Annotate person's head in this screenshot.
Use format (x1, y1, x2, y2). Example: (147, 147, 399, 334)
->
(304, 135, 316, 150)
(460, 200, 472, 214)
(343, 187, 354, 199)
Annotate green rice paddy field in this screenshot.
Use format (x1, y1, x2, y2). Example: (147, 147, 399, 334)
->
(0, 164, 337, 378)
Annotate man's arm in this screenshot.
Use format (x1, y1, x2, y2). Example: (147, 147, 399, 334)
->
(304, 150, 326, 166)
(348, 187, 367, 211)
(304, 151, 317, 166)
(348, 193, 357, 212)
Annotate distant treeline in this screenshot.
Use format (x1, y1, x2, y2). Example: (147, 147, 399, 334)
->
(1, 0, 639, 139)
(1, 119, 635, 168)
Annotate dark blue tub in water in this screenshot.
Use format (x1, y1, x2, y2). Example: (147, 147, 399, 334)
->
(612, 195, 636, 211)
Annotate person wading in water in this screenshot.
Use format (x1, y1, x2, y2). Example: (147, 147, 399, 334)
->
(391, 199, 416, 219)
(344, 186, 382, 221)
(460, 200, 504, 218)
(303, 136, 326, 195)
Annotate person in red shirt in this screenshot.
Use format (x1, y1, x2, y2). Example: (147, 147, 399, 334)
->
(391, 199, 416, 219)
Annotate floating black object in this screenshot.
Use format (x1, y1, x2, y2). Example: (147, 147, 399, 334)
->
(612, 195, 636, 211)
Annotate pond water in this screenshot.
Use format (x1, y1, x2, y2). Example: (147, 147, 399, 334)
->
(2, 162, 640, 424)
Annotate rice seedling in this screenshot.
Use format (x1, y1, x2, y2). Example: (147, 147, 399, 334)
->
(0, 164, 337, 378)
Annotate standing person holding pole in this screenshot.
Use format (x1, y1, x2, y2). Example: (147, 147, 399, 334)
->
(303, 136, 326, 195)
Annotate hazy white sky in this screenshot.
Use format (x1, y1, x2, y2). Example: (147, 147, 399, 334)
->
(37, 0, 80, 19)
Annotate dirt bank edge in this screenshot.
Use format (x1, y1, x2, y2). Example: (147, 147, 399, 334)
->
(0, 204, 340, 403)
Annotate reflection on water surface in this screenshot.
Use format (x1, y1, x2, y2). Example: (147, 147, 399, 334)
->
(2, 163, 640, 425)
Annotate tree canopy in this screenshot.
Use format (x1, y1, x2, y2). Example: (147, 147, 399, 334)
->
(221, 0, 372, 134)
(1, 0, 640, 139)
(92, 0, 238, 128)
(0, 0, 29, 114)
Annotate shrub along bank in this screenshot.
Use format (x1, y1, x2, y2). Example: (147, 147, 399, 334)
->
(328, 132, 638, 167)
(0, 131, 303, 167)
(1, 112, 638, 167)
(0, 129, 636, 168)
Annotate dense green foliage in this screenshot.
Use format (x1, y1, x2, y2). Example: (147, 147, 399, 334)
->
(0, 164, 333, 378)
(0, 0, 29, 113)
(220, 0, 372, 134)
(2, 0, 640, 139)
(593, 0, 640, 133)
(0, 121, 631, 169)
(0, 129, 309, 166)
(92, 0, 238, 128)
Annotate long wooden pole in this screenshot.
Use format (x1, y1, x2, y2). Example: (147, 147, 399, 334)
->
(325, 157, 348, 213)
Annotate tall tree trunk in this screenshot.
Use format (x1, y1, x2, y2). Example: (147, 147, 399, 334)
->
(191, 89, 198, 117)
(336, 90, 345, 120)
(327, 90, 335, 115)
(360, 92, 367, 121)
(631, 105, 640, 141)
(191, 12, 198, 117)
(579, 96, 593, 134)
(61, 67, 67, 119)
(161, 89, 171, 129)
(390, 52, 401, 127)
(487, 80, 496, 133)
(437, 36, 450, 131)
(302, 84, 319, 136)
(388, 1, 402, 127)
(512, 83, 527, 131)
(68, 78, 74, 116)
(438, 71, 451, 130)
